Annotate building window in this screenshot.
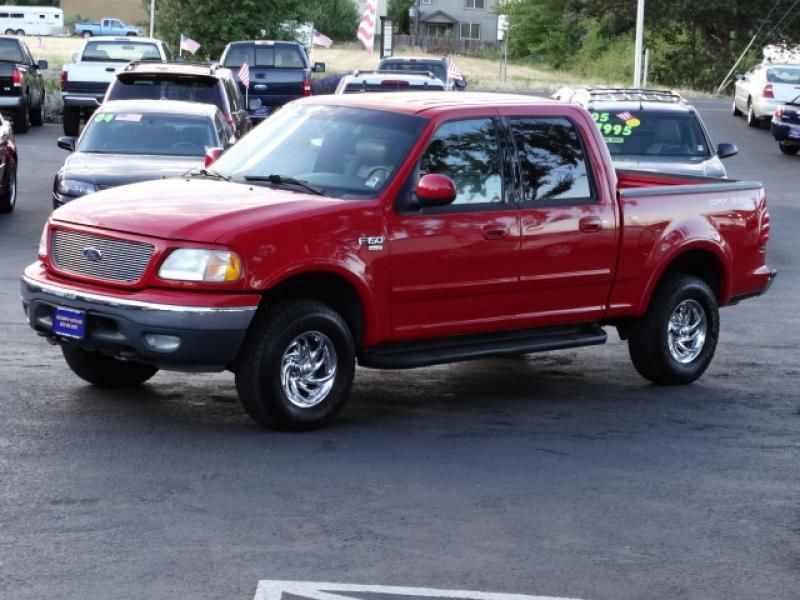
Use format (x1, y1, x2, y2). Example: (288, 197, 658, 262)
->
(422, 0, 437, 4)
(460, 23, 481, 39)
(464, 0, 485, 9)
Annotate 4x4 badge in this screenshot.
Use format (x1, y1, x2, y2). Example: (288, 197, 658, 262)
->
(358, 236, 384, 251)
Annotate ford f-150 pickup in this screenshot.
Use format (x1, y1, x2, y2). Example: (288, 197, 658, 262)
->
(21, 93, 776, 431)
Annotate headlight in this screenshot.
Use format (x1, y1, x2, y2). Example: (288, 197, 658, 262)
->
(57, 178, 97, 197)
(38, 223, 48, 257)
(158, 249, 242, 282)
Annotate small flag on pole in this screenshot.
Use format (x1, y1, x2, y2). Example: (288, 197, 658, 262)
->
(312, 30, 333, 48)
(36, 36, 47, 50)
(357, 0, 377, 54)
(237, 62, 250, 88)
(446, 56, 463, 81)
(180, 34, 201, 55)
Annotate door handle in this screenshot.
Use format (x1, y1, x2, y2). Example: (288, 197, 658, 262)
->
(105, 67, 116, 72)
(482, 226, 508, 240)
(579, 216, 603, 233)
(254, 84, 267, 90)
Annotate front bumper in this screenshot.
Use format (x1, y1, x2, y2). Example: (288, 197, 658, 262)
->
(21, 268, 259, 371)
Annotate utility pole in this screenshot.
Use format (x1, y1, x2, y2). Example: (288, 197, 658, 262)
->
(633, 0, 645, 88)
(149, 0, 155, 38)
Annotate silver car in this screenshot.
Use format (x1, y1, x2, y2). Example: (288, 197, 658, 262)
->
(554, 88, 737, 178)
(733, 62, 800, 127)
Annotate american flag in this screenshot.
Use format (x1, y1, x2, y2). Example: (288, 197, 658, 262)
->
(357, 0, 377, 54)
(237, 61, 250, 88)
(180, 34, 201, 55)
(313, 30, 332, 48)
(36, 36, 47, 50)
(446, 56, 463, 81)
(617, 111, 634, 122)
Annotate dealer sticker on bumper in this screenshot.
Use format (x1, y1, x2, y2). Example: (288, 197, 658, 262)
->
(53, 306, 86, 339)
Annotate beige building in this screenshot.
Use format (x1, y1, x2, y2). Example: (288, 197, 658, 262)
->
(61, 0, 148, 25)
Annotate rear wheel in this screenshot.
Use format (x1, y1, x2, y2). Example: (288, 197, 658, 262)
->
(0, 157, 17, 214)
(62, 346, 158, 388)
(30, 94, 43, 126)
(627, 273, 719, 385)
(13, 102, 28, 133)
(4, 29, 13, 35)
(747, 100, 761, 128)
(779, 142, 799, 155)
(63, 105, 80, 136)
(235, 300, 356, 431)
(81, 30, 91, 39)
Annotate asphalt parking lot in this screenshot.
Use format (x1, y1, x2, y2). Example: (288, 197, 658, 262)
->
(0, 99, 798, 600)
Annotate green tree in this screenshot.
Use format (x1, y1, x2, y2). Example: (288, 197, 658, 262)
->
(388, 0, 414, 35)
(302, 0, 359, 42)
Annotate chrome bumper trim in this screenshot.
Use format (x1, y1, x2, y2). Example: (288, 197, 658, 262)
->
(21, 276, 258, 315)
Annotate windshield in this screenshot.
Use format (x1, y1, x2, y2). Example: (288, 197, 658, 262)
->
(212, 103, 427, 198)
(589, 109, 711, 159)
(82, 41, 162, 63)
(78, 112, 218, 156)
(222, 43, 307, 69)
(109, 77, 224, 108)
(379, 62, 447, 84)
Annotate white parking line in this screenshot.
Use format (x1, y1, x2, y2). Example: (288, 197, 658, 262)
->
(253, 580, 586, 600)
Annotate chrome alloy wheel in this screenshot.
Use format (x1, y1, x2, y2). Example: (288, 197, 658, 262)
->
(8, 167, 16, 208)
(280, 331, 337, 408)
(667, 299, 707, 364)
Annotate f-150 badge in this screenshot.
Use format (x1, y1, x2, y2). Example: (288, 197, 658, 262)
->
(358, 236, 384, 251)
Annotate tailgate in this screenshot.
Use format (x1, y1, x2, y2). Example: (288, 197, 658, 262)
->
(0, 63, 17, 95)
(242, 69, 306, 117)
(66, 62, 124, 84)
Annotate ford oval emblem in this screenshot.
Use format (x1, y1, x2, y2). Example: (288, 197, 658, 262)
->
(83, 247, 103, 262)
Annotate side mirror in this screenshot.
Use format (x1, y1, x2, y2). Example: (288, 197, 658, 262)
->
(57, 136, 76, 152)
(313, 62, 326, 73)
(37, 59, 48, 70)
(454, 77, 467, 90)
(416, 173, 456, 207)
(204, 146, 224, 168)
(717, 142, 738, 159)
(71, 53, 78, 63)
(734, 73, 744, 81)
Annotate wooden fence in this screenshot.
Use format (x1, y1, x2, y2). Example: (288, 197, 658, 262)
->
(393, 35, 500, 57)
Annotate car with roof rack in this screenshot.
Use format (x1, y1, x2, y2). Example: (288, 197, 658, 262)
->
(334, 69, 445, 94)
(554, 87, 737, 178)
(60, 36, 170, 136)
(104, 61, 251, 139)
(22, 92, 775, 431)
(733, 62, 800, 127)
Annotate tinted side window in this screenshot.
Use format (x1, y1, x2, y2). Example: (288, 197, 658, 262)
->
(419, 118, 502, 206)
(510, 117, 594, 205)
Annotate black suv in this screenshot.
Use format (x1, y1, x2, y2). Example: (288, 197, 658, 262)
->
(104, 61, 251, 138)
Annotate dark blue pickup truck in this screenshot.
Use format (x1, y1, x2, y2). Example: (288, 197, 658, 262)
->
(220, 40, 325, 120)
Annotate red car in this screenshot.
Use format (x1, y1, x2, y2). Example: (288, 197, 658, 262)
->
(22, 93, 775, 430)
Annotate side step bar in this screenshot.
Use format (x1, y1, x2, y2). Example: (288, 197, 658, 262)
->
(360, 324, 607, 369)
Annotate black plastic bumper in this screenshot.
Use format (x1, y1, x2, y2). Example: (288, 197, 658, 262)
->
(771, 122, 800, 143)
(21, 277, 258, 371)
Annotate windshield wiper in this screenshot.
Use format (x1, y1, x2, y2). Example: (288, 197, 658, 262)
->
(186, 168, 231, 181)
(244, 174, 327, 197)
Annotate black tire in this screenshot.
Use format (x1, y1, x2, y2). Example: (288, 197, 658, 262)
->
(16, 29, 24, 36)
(81, 30, 91, 39)
(627, 273, 719, 385)
(62, 345, 158, 388)
(63, 105, 80, 136)
(4, 29, 13, 35)
(0, 157, 16, 214)
(126, 32, 137, 36)
(746, 100, 761, 128)
(30, 95, 43, 126)
(13, 102, 28, 133)
(235, 300, 356, 431)
(779, 142, 799, 155)
(731, 98, 742, 117)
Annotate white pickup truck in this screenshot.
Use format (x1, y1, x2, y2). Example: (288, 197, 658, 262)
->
(60, 36, 170, 135)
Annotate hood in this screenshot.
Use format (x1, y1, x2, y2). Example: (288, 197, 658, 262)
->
(52, 178, 338, 243)
(63, 152, 202, 188)
(612, 155, 726, 178)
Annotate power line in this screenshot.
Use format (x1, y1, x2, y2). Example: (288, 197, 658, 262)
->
(760, 0, 800, 44)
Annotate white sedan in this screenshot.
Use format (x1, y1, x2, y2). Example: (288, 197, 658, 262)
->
(733, 62, 800, 127)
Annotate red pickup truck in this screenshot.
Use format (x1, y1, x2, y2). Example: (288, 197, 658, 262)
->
(21, 93, 775, 430)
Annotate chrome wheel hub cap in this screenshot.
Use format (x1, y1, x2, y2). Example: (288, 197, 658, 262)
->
(280, 331, 337, 408)
(667, 299, 707, 364)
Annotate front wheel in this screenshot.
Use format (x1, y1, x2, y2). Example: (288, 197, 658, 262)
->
(0, 158, 16, 214)
(62, 346, 158, 388)
(779, 142, 800, 155)
(235, 300, 356, 431)
(731, 98, 742, 116)
(30, 95, 44, 126)
(627, 273, 719, 385)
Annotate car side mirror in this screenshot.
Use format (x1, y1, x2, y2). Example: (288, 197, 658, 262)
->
(454, 77, 467, 90)
(57, 136, 76, 152)
(734, 73, 744, 81)
(717, 142, 738, 159)
(37, 59, 48, 70)
(204, 146, 224, 168)
(313, 62, 326, 73)
(416, 173, 456, 207)
(71, 53, 78, 63)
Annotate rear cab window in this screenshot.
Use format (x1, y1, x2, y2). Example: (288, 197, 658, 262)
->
(0, 39, 24, 63)
(82, 41, 162, 62)
(222, 42, 308, 69)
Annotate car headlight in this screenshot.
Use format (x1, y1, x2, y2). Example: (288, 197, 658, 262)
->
(38, 223, 48, 257)
(158, 249, 242, 282)
(57, 179, 97, 197)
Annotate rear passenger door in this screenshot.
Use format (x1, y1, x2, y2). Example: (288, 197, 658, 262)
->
(386, 115, 521, 340)
(503, 112, 618, 326)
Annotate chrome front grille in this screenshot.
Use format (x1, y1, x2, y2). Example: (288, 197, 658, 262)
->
(51, 230, 154, 283)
